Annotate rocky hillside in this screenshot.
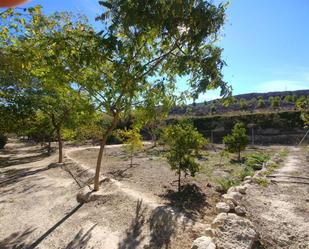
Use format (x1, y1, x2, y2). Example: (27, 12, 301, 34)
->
(170, 89, 309, 117)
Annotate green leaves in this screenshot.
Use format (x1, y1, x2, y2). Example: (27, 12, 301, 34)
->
(164, 122, 207, 177)
(223, 122, 248, 159)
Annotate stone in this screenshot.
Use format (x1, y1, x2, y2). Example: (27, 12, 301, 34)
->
(235, 185, 247, 194)
(211, 213, 258, 249)
(225, 200, 235, 210)
(223, 192, 243, 205)
(191, 236, 216, 249)
(76, 187, 107, 203)
(214, 185, 225, 194)
(244, 176, 252, 181)
(216, 202, 230, 213)
(235, 206, 247, 216)
(227, 187, 236, 194)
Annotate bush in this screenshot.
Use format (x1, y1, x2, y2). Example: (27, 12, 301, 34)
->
(223, 122, 248, 161)
(215, 178, 238, 194)
(246, 152, 270, 170)
(0, 134, 8, 149)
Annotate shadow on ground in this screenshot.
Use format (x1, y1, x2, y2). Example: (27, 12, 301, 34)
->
(0, 163, 59, 188)
(159, 184, 208, 220)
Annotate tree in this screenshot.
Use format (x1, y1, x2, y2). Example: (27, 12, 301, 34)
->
(134, 82, 176, 147)
(257, 96, 265, 108)
(239, 98, 248, 110)
(284, 95, 293, 103)
(163, 122, 207, 191)
(1, 8, 94, 163)
(84, 0, 230, 191)
(223, 122, 248, 161)
(296, 96, 309, 127)
(269, 96, 281, 109)
(117, 128, 144, 167)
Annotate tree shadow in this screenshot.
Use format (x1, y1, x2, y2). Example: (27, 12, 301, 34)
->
(0, 228, 36, 249)
(27, 203, 84, 249)
(158, 184, 208, 220)
(118, 199, 147, 249)
(0, 153, 50, 168)
(107, 164, 139, 180)
(144, 206, 178, 249)
(65, 224, 97, 249)
(0, 163, 59, 188)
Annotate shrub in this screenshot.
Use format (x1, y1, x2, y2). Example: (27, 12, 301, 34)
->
(0, 134, 8, 149)
(246, 152, 270, 170)
(164, 122, 207, 191)
(223, 122, 248, 161)
(215, 178, 238, 194)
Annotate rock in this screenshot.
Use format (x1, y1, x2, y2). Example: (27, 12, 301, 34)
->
(216, 202, 230, 213)
(235, 206, 247, 216)
(214, 185, 225, 194)
(223, 192, 243, 205)
(191, 236, 216, 249)
(243, 180, 251, 184)
(212, 213, 258, 249)
(244, 176, 252, 181)
(76, 187, 108, 203)
(235, 186, 247, 195)
(227, 187, 236, 194)
(225, 200, 235, 210)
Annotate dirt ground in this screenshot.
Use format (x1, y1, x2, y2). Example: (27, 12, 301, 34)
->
(1, 140, 307, 249)
(0, 141, 221, 249)
(242, 146, 309, 249)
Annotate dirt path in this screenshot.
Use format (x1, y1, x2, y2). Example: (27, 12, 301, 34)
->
(0, 141, 204, 249)
(243, 147, 309, 249)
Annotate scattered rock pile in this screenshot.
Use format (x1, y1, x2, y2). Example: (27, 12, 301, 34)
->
(192, 180, 258, 249)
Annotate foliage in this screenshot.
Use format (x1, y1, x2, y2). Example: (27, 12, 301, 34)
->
(257, 97, 265, 108)
(253, 177, 270, 187)
(246, 152, 270, 170)
(164, 122, 207, 191)
(296, 96, 309, 127)
(239, 98, 247, 110)
(0, 134, 7, 149)
(116, 128, 144, 166)
(85, 0, 230, 190)
(215, 177, 237, 194)
(269, 96, 281, 109)
(223, 122, 248, 161)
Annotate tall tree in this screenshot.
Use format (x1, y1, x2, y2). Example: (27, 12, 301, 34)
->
(0, 8, 94, 162)
(84, 0, 230, 191)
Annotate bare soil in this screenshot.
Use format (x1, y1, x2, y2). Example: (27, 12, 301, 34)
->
(242, 147, 309, 249)
(0, 141, 220, 249)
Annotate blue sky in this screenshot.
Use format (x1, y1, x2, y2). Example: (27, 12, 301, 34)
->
(3, 0, 309, 101)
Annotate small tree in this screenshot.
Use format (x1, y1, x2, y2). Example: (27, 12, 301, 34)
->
(117, 128, 144, 167)
(164, 122, 207, 191)
(257, 97, 265, 108)
(239, 98, 248, 110)
(223, 122, 248, 161)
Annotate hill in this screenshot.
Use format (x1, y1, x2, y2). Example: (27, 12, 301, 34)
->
(170, 89, 309, 117)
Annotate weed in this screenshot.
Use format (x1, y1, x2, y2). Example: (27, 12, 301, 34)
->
(279, 148, 288, 157)
(246, 152, 270, 170)
(215, 178, 239, 193)
(253, 177, 270, 187)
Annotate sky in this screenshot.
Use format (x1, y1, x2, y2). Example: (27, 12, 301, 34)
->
(2, 0, 309, 101)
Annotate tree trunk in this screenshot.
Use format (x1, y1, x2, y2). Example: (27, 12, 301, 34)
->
(238, 150, 241, 162)
(47, 137, 51, 155)
(178, 167, 181, 192)
(56, 128, 63, 163)
(130, 153, 133, 167)
(152, 133, 157, 147)
(94, 114, 118, 191)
